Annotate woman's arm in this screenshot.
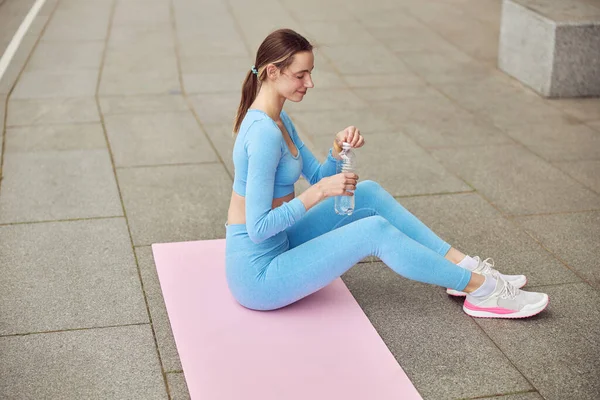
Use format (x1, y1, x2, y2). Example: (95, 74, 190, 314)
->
(245, 123, 306, 243)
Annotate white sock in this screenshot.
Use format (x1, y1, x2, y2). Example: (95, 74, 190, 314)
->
(469, 275, 497, 298)
(457, 255, 478, 271)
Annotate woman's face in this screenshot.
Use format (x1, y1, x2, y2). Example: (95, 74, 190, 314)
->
(275, 51, 315, 102)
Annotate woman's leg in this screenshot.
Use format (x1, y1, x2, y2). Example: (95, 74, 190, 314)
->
(287, 180, 452, 257)
(234, 215, 473, 311)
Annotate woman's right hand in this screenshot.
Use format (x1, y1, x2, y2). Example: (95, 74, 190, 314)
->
(317, 172, 359, 199)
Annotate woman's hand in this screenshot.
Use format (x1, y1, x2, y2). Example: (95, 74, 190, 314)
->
(334, 126, 365, 151)
(316, 172, 359, 199)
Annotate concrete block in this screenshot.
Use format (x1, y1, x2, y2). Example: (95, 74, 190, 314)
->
(499, 0, 600, 97)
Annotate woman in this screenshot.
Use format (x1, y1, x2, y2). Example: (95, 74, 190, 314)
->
(225, 28, 548, 318)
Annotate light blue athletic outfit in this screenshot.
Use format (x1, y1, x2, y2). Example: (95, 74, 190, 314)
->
(225, 109, 471, 311)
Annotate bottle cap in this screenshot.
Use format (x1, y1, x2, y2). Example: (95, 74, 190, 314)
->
(342, 142, 352, 150)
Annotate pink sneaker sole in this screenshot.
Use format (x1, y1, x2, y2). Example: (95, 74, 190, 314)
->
(463, 295, 549, 319)
(447, 277, 528, 297)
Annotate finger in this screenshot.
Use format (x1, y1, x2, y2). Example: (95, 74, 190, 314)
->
(356, 137, 365, 148)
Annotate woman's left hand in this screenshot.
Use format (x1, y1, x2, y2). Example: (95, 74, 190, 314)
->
(335, 126, 365, 149)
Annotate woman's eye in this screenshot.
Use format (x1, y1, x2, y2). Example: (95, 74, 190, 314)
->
(296, 75, 304, 79)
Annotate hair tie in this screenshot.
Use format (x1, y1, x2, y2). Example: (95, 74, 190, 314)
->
(251, 65, 258, 76)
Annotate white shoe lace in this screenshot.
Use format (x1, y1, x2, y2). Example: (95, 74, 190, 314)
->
(474, 256, 501, 278)
(497, 277, 519, 300)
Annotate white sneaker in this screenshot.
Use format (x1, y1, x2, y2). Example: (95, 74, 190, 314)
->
(447, 257, 527, 297)
(463, 277, 549, 319)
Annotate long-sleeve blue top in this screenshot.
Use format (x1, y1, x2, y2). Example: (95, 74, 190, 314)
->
(232, 109, 338, 243)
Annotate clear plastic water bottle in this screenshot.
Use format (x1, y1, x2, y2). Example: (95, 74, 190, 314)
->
(335, 142, 355, 215)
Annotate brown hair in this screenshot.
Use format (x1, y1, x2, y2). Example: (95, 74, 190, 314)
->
(233, 29, 313, 134)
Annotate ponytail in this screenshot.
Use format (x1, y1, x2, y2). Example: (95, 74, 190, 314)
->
(233, 69, 259, 134)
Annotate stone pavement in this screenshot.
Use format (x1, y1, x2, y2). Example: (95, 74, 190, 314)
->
(1, 0, 599, 399)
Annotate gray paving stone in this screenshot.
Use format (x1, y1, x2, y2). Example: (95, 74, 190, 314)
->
(399, 193, 581, 287)
(0, 219, 148, 335)
(117, 164, 231, 246)
(0, 150, 122, 223)
(399, 51, 493, 84)
(11, 70, 99, 99)
(475, 288, 600, 400)
(188, 92, 241, 125)
(342, 262, 532, 400)
(6, 97, 100, 126)
(5, 123, 106, 152)
(203, 123, 235, 176)
(103, 45, 178, 74)
(167, 373, 190, 400)
(99, 94, 189, 115)
(104, 111, 219, 167)
(301, 21, 379, 45)
(431, 144, 600, 215)
(288, 109, 395, 137)
(135, 246, 182, 372)
(478, 392, 543, 400)
(514, 212, 600, 288)
(310, 131, 471, 196)
(588, 119, 600, 133)
(42, 17, 108, 42)
(178, 36, 249, 58)
(380, 25, 464, 55)
(25, 41, 104, 72)
(0, 325, 167, 399)
(503, 121, 600, 162)
(109, 25, 175, 48)
(550, 98, 600, 121)
(398, 109, 514, 148)
(553, 159, 600, 194)
(285, 88, 368, 113)
(179, 55, 251, 76)
(352, 84, 441, 102)
(183, 72, 245, 94)
(320, 44, 412, 75)
(112, 0, 171, 27)
(342, 73, 425, 88)
(99, 71, 181, 96)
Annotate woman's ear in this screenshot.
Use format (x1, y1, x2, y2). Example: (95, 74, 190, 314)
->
(266, 63, 279, 80)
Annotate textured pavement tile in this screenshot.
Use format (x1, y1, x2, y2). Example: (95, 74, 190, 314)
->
(26, 41, 104, 71)
(478, 392, 543, 400)
(587, 120, 600, 133)
(183, 72, 245, 93)
(288, 108, 395, 137)
(11, 70, 99, 99)
(376, 92, 469, 126)
(399, 193, 581, 287)
(136, 246, 182, 372)
(179, 55, 251, 75)
(342, 73, 425, 88)
(6, 97, 100, 126)
(301, 21, 379, 45)
(5, 123, 106, 152)
(475, 304, 600, 400)
(0, 150, 122, 223)
(549, 97, 600, 121)
(0, 325, 167, 399)
(99, 94, 188, 115)
(167, 373, 190, 400)
(103, 46, 178, 74)
(431, 145, 600, 215)
(352, 84, 441, 102)
(398, 110, 514, 148)
(553, 159, 600, 194)
(285, 88, 368, 112)
(104, 111, 219, 167)
(178, 36, 249, 58)
(99, 70, 181, 96)
(117, 164, 231, 246)
(309, 131, 471, 196)
(109, 25, 175, 48)
(42, 18, 108, 41)
(0, 219, 148, 335)
(112, 0, 171, 26)
(188, 92, 240, 125)
(342, 263, 532, 400)
(380, 26, 463, 55)
(399, 52, 493, 84)
(320, 44, 412, 75)
(502, 122, 600, 161)
(203, 123, 235, 176)
(514, 212, 600, 288)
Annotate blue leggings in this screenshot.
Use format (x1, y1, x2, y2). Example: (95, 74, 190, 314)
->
(225, 180, 471, 311)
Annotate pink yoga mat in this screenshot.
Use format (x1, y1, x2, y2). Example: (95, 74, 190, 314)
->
(152, 239, 422, 400)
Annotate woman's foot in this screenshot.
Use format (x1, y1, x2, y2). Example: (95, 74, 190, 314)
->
(463, 277, 548, 319)
(447, 256, 527, 296)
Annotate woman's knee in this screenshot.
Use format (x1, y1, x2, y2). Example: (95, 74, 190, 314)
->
(356, 179, 382, 194)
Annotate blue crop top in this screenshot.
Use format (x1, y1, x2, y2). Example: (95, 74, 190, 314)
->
(232, 109, 338, 243)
